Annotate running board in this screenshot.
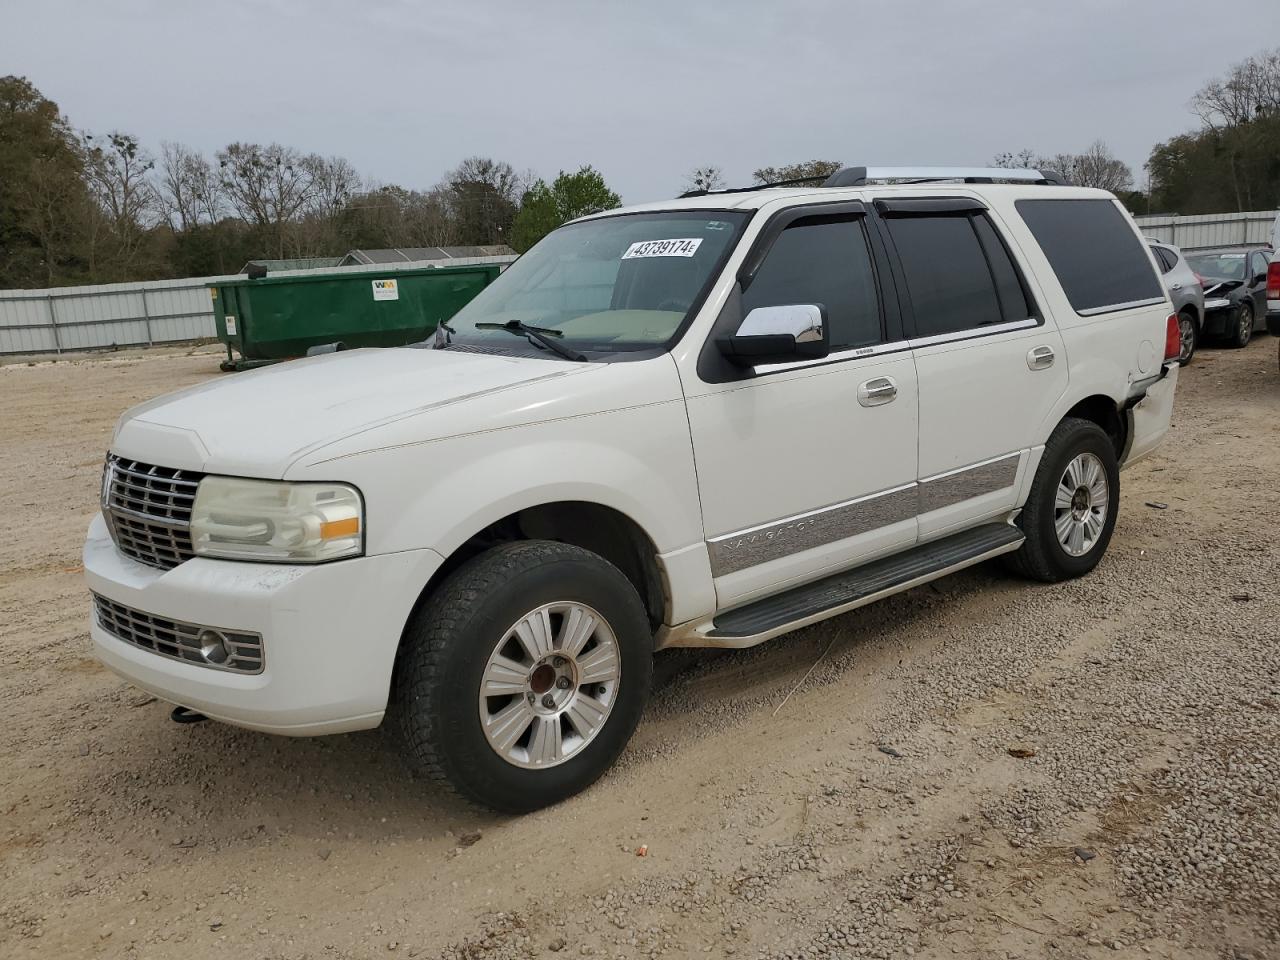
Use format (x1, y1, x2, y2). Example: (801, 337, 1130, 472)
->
(661, 523, 1024, 650)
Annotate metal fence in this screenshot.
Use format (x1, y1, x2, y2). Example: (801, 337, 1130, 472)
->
(1133, 210, 1279, 252)
(0, 256, 516, 357)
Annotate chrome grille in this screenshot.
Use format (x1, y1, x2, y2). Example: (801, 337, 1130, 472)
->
(93, 594, 264, 674)
(103, 455, 203, 570)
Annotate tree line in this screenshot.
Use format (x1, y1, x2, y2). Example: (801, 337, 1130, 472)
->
(0, 75, 621, 289)
(3, 48, 1278, 289)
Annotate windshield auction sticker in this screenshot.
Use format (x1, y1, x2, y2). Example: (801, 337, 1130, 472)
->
(622, 238, 703, 259)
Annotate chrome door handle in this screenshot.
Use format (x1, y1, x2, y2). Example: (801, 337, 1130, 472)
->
(858, 376, 898, 407)
(1027, 345, 1055, 370)
(1171, 283, 1183, 290)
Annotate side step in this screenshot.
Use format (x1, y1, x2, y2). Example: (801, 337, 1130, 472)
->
(704, 523, 1025, 647)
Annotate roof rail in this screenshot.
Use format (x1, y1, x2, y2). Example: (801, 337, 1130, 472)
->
(822, 166, 1066, 187)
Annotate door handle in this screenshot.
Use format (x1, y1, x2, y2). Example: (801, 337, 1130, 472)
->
(858, 376, 898, 407)
(1027, 345, 1055, 370)
(1170, 283, 1183, 291)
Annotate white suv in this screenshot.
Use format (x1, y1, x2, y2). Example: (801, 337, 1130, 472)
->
(85, 166, 1180, 811)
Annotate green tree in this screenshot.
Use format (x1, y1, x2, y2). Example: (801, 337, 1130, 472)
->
(0, 75, 92, 287)
(508, 166, 621, 252)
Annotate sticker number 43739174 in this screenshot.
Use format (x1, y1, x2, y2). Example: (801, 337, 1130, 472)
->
(622, 238, 703, 260)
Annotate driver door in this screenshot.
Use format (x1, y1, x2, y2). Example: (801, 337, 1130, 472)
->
(680, 206, 919, 609)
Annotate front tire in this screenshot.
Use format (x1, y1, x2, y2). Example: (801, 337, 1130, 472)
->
(1229, 303, 1254, 348)
(1005, 418, 1120, 583)
(394, 541, 652, 813)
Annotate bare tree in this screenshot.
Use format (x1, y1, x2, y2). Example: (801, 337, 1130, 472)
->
(993, 143, 1132, 191)
(992, 149, 1040, 169)
(158, 142, 223, 231)
(82, 131, 160, 275)
(1070, 141, 1134, 192)
(683, 165, 725, 194)
(752, 160, 842, 185)
(1191, 47, 1280, 128)
(444, 156, 524, 244)
(217, 142, 314, 257)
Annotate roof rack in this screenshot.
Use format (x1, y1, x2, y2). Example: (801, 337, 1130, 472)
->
(822, 166, 1066, 187)
(677, 166, 1068, 200)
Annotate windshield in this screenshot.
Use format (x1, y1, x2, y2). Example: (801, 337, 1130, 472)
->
(1187, 252, 1247, 281)
(443, 211, 749, 354)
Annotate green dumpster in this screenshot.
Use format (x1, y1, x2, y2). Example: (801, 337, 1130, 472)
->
(209, 263, 503, 370)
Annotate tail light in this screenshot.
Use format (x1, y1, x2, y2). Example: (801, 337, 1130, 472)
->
(1164, 314, 1181, 362)
(1194, 273, 1206, 287)
(1268, 260, 1279, 301)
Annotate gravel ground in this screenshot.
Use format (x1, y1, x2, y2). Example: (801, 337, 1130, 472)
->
(1, 339, 1277, 960)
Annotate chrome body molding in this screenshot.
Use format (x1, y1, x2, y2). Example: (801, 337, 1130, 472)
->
(705, 452, 1023, 578)
(706, 484, 917, 578)
(917, 453, 1020, 515)
(1077, 296, 1166, 318)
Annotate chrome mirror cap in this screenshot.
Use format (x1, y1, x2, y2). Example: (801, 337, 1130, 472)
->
(737, 304, 825, 342)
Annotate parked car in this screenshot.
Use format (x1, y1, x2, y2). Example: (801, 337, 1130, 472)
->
(1149, 240, 1204, 364)
(1186, 246, 1272, 348)
(85, 166, 1180, 812)
(1267, 238, 1279, 371)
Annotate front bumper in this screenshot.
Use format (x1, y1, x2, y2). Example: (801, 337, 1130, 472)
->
(84, 513, 443, 735)
(1202, 301, 1237, 337)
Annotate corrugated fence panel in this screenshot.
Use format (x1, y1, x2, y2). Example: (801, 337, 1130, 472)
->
(0, 256, 516, 356)
(1134, 210, 1278, 251)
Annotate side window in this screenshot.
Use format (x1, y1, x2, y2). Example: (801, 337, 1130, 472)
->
(885, 214, 1005, 337)
(1016, 199, 1163, 314)
(1252, 252, 1270, 281)
(742, 217, 882, 351)
(972, 214, 1033, 322)
(1152, 247, 1174, 273)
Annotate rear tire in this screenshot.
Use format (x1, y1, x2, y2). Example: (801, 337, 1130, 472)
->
(1176, 309, 1198, 365)
(1229, 303, 1254, 348)
(1005, 418, 1120, 583)
(393, 541, 652, 813)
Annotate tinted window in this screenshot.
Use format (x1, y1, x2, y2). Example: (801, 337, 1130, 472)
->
(886, 215, 1003, 337)
(742, 217, 881, 351)
(973, 214, 1033, 322)
(1016, 199, 1163, 314)
(1151, 246, 1175, 273)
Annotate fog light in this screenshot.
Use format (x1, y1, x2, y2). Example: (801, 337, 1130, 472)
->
(196, 629, 233, 665)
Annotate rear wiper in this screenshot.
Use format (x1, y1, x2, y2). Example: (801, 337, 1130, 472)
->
(475, 320, 587, 361)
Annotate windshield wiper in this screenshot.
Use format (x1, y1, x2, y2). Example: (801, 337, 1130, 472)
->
(475, 320, 587, 361)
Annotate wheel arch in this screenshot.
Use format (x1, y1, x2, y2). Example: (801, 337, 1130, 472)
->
(1058, 394, 1127, 459)
(404, 499, 669, 637)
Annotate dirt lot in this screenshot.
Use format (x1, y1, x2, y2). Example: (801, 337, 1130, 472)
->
(1, 339, 1278, 960)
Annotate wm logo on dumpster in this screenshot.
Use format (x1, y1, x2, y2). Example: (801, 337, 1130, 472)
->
(372, 279, 399, 302)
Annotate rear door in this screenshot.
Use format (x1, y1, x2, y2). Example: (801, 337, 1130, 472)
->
(874, 197, 1067, 540)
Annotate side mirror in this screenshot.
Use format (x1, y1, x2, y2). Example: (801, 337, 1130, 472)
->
(717, 304, 829, 367)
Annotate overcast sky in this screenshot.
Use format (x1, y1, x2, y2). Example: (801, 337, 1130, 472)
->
(5, 0, 1279, 204)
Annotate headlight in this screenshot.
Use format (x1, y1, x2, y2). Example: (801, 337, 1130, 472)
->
(190, 477, 363, 563)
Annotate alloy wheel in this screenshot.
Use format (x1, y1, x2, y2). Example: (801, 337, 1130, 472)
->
(477, 602, 620, 769)
(1054, 453, 1109, 557)
(1178, 315, 1195, 363)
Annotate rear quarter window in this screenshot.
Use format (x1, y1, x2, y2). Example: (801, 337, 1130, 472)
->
(1016, 199, 1163, 315)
